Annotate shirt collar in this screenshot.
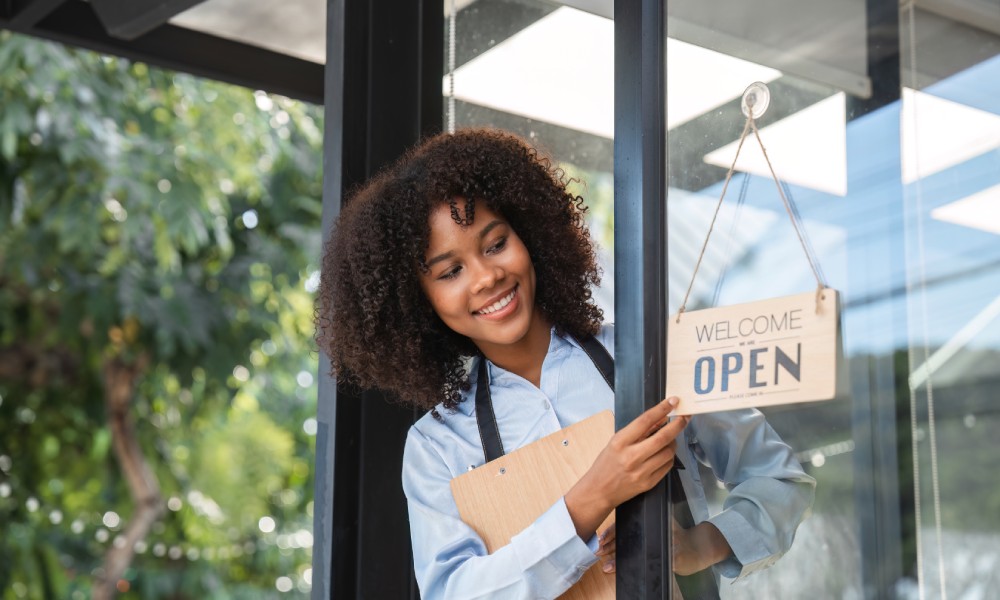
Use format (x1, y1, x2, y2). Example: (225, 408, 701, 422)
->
(454, 327, 574, 416)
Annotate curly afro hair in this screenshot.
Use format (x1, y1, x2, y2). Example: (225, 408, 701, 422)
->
(315, 128, 603, 412)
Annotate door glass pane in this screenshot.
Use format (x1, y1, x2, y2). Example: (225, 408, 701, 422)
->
(901, 2, 1000, 596)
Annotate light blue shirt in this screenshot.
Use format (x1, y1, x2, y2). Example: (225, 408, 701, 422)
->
(402, 324, 815, 599)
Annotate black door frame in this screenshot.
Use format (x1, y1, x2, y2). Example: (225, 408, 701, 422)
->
(612, 0, 673, 596)
(311, 0, 441, 598)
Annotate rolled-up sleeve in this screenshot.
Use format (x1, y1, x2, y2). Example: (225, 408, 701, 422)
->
(403, 427, 599, 599)
(692, 409, 816, 579)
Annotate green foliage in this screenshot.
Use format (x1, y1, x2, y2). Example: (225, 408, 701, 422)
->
(190, 408, 296, 533)
(0, 31, 323, 597)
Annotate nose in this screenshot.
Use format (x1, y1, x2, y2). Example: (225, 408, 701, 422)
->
(470, 258, 505, 295)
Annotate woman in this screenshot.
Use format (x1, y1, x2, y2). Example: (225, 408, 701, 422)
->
(317, 129, 814, 599)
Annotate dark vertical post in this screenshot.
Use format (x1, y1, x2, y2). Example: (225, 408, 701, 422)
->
(313, 0, 442, 598)
(846, 0, 913, 597)
(613, 0, 670, 597)
(311, 0, 345, 597)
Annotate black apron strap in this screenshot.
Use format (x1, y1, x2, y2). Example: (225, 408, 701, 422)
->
(473, 332, 720, 599)
(575, 334, 615, 390)
(474, 333, 613, 463)
(475, 357, 505, 463)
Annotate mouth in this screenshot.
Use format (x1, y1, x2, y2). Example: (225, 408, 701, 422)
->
(473, 285, 519, 318)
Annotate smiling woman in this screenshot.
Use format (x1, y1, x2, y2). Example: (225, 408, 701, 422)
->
(420, 199, 550, 386)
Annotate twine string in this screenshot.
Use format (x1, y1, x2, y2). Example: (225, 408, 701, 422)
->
(676, 111, 829, 323)
(783, 180, 828, 285)
(749, 118, 826, 293)
(676, 115, 753, 322)
(711, 172, 751, 308)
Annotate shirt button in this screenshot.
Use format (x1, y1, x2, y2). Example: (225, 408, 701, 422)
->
(543, 400, 551, 410)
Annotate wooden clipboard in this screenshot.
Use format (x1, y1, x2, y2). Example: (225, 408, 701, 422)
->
(450, 410, 616, 599)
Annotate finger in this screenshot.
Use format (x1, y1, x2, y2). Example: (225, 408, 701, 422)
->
(597, 529, 617, 555)
(602, 558, 616, 574)
(596, 531, 615, 558)
(639, 399, 684, 438)
(643, 456, 675, 490)
(600, 523, 616, 547)
(636, 414, 689, 455)
(641, 415, 669, 439)
(643, 441, 676, 472)
(618, 398, 679, 443)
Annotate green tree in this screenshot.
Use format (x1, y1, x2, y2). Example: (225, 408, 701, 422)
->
(0, 32, 323, 598)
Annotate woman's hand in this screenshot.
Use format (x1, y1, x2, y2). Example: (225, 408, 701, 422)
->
(566, 397, 690, 541)
(596, 523, 616, 573)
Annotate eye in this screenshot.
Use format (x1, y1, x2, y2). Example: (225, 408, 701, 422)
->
(486, 236, 507, 255)
(438, 265, 462, 280)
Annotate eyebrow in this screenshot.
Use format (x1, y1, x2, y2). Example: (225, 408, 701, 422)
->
(425, 219, 505, 268)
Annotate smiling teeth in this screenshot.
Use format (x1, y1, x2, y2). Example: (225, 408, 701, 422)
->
(478, 289, 516, 315)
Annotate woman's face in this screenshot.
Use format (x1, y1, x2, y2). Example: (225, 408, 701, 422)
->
(419, 198, 542, 354)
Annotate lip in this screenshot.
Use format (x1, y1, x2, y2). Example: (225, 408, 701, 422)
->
(472, 284, 519, 320)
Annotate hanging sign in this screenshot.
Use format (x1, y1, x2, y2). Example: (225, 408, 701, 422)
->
(667, 288, 841, 415)
(664, 83, 844, 415)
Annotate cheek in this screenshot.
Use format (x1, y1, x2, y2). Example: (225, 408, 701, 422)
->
(418, 280, 441, 315)
(513, 242, 536, 280)
(423, 283, 463, 319)
(422, 286, 443, 315)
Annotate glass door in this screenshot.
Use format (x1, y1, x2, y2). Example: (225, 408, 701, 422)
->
(440, 0, 1000, 597)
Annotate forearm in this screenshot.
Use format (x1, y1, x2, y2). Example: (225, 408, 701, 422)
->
(674, 521, 732, 575)
(564, 474, 615, 541)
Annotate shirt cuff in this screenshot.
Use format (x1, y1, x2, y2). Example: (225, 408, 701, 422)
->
(509, 497, 599, 585)
(708, 508, 779, 578)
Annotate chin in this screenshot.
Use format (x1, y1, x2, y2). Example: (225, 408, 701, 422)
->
(475, 324, 529, 347)
(472, 310, 542, 349)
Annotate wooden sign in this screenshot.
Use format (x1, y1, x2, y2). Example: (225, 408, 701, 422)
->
(667, 288, 841, 415)
(451, 411, 616, 600)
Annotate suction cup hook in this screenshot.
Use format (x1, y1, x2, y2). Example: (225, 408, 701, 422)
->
(741, 81, 771, 119)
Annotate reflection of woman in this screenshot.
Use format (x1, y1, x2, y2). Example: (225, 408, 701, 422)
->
(317, 129, 815, 599)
